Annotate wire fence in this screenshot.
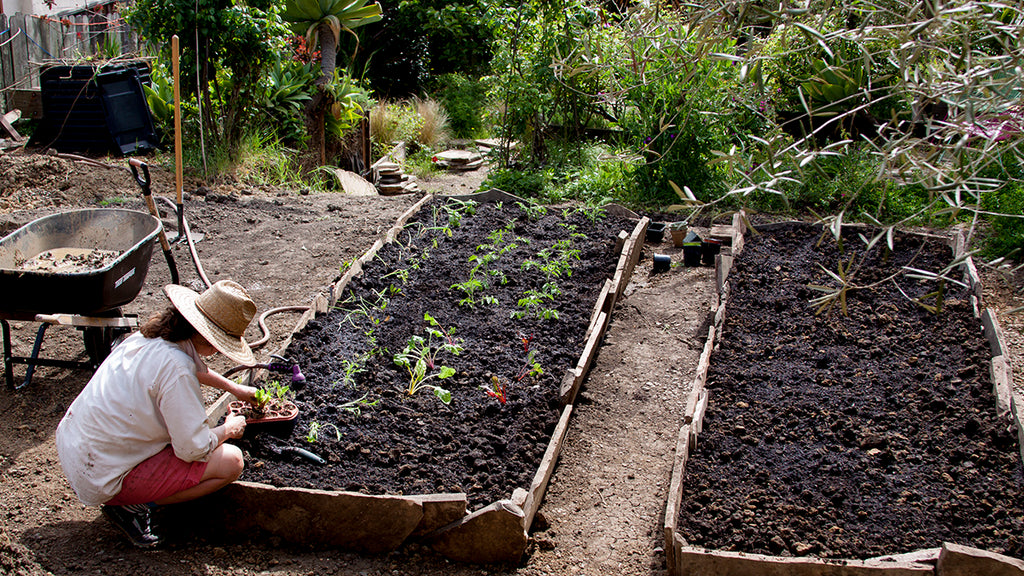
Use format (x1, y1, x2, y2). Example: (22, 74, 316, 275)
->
(0, 4, 139, 117)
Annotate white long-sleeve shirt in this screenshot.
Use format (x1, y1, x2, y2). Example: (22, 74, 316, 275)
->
(56, 332, 216, 506)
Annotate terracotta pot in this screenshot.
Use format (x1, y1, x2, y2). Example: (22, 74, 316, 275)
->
(669, 225, 688, 247)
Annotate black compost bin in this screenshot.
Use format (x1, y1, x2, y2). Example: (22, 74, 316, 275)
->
(31, 62, 159, 156)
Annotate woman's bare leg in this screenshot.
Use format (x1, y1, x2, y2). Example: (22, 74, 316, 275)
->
(153, 444, 243, 505)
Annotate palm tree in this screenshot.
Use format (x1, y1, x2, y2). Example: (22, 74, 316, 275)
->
(282, 0, 382, 165)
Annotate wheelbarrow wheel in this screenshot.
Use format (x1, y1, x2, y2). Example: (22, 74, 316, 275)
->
(82, 327, 126, 368)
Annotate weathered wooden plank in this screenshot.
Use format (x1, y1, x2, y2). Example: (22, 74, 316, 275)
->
(982, 308, 1007, 358)
(692, 325, 716, 392)
(408, 493, 468, 537)
(1, 110, 22, 141)
(1013, 392, 1024, 468)
(521, 404, 573, 532)
(25, 16, 48, 85)
(187, 481, 426, 553)
(673, 543, 934, 576)
(717, 253, 733, 294)
(575, 311, 608, 384)
(0, 14, 11, 113)
(585, 278, 614, 340)
(330, 259, 363, 308)
(425, 499, 528, 564)
(11, 14, 31, 90)
(357, 238, 384, 267)
(936, 542, 1024, 576)
(664, 423, 692, 576)
(991, 355, 1013, 418)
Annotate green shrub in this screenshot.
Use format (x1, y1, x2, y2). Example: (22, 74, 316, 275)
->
(481, 168, 549, 199)
(434, 73, 489, 138)
(370, 100, 423, 158)
(981, 182, 1024, 259)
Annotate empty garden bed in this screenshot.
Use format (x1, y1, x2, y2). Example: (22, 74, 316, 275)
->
(669, 221, 1024, 575)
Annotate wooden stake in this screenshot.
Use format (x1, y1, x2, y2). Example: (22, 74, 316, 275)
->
(172, 35, 184, 210)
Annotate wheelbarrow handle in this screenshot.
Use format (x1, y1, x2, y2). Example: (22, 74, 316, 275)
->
(128, 158, 179, 284)
(128, 158, 151, 194)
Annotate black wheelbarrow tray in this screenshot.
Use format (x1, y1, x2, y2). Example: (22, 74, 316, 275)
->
(0, 208, 161, 315)
(0, 209, 162, 387)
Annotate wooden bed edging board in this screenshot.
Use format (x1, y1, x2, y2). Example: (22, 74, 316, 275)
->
(665, 223, 1024, 576)
(669, 540, 1024, 576)
(169, 481, 466, 553)
(671, 540, 934, 576)
(202, 193, 643, 563)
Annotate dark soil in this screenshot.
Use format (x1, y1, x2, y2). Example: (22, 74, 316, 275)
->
(677, 222, 1024, 559)
(237, 198, 633, 510)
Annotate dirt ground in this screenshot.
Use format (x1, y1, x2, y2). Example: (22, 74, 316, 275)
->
(2, 150, 1022, 575)
(0, 150, 721, 576)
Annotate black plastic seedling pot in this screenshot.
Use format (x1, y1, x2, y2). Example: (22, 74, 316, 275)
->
(652, 253, 672, 273)
(646, 222, 666, 243)
(683, 243, 702, 267)
(701, 240, 722, 266)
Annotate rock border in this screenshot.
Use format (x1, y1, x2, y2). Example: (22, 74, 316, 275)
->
(198, 190, 644, 563)
(663, 217, 1024, 576)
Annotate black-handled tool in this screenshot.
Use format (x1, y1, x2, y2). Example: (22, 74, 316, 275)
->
(281, 446, 326, 465)
(129, 158, 179, 284)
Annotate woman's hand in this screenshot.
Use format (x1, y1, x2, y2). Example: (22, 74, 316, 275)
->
(223, 414, 247, 440)
(235, 384, 258, 404)
(197, 371, 258, 404)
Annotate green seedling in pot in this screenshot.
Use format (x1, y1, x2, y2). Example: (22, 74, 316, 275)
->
(251, 380, 293, 416)
(252, 388, 272, 410)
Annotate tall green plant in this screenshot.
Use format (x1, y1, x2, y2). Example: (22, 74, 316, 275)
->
(282, 0, 382, 165)
(126, 0, 288, 161)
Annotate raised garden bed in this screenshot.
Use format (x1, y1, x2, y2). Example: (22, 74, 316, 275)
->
(664, 218, 1024, 575)
(186, 191, 647, 562)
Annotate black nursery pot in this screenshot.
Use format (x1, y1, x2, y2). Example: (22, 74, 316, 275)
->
(646, 222, 666, 243)
(652, 253, 671, 273)
(683, 242, 702, 267)
(701, 239, 722, 266)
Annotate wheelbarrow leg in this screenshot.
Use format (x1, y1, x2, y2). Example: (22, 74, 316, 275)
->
(19, 323, 50, 390)
(1, 320, 13, 389)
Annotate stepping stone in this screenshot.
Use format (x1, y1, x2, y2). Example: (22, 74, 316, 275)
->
(333, 169, 378, 196)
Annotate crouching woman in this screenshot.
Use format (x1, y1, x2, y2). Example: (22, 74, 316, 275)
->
(56, 280, 260, 548)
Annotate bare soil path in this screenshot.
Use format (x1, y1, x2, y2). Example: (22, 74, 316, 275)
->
(0, 150, 719, 576)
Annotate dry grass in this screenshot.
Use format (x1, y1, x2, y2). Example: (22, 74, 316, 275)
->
(369, 100, 400, 148)
(413, 97, 451, 147)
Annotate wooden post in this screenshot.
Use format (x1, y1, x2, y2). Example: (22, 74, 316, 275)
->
(172, 35, 184, 219)
(0, 14, 11, 113)
(11, 14, 31, 90)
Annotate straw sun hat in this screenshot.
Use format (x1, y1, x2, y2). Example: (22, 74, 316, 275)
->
(164, 280, 257, 366)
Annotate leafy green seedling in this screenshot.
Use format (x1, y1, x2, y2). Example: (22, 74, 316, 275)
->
(304, 421, 341, 443)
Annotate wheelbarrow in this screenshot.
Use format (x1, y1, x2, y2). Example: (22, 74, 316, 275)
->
(0, 208, 162, 388)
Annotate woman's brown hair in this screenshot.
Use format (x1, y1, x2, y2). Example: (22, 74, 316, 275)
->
(140, 306, 197, 342)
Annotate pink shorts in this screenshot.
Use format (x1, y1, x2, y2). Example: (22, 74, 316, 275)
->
(106, 445, 207, 506)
